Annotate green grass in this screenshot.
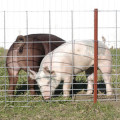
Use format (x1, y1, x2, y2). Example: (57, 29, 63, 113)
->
(0, 47, 120, 119)
(0, 101, 120, 120)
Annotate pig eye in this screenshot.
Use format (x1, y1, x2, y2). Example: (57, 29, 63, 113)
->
(47, 81, 50, 84)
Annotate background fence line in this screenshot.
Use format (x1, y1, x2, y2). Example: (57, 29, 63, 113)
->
(0, 10, 119, 106)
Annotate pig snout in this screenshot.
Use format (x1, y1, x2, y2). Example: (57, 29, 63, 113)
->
(44, 96, 51, 100)
(42, 91, 51, 100)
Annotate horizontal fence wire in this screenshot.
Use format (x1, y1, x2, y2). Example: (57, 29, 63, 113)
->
(0, 10, 120, 12)
(0, 10, 120, 106)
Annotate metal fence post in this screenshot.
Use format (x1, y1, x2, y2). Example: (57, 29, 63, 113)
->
(94, 9, 98, 103)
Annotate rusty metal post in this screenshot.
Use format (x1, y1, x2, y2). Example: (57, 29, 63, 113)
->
(94, 9, 98, 103)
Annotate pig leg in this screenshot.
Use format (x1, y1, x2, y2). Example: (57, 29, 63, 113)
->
(85, 67, 94, 95)
(98, 61, 113, 95)
(7, 68, 20, 95)
(63, 76, 72, 97)
(86, 73, 94, 95)
(28, 77, 36, 95)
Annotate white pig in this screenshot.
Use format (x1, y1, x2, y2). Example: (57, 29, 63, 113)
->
(29, 38, 113, 100)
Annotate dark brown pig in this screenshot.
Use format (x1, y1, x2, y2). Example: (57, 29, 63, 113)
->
(6, 34, 65, 95)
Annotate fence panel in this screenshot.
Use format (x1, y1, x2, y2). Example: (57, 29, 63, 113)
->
(0, 10, 119, 106)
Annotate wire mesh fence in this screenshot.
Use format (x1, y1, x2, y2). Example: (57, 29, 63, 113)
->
(0, 10, 120, 106)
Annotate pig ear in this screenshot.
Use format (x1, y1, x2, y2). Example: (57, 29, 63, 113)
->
(16, 35, 25, 42)
(28, 68, 37, 80)
(43, 66, 55, 75)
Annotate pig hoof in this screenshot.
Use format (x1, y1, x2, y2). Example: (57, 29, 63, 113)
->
(106, 91, 113, 96)
(63, 94, 70, 98)
(8, 91, 14, 95)
(8, 93, 14, 97)
(86, 91, 93, 95)
(30, 92, 36, 95)
(63, 95, 71, 100)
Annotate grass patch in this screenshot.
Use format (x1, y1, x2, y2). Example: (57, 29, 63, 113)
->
(0, 101, 120, 120)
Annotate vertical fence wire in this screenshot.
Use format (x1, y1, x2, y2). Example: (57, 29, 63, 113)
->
(94, 9, 98, 103)
(49, 11, 52, 101)
(115, 10, 118, 101)
(4, 11, 6, 106)
(71, 11, 74, 100)
(26, 11, 29, 105)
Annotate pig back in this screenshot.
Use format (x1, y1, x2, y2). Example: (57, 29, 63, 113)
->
(39, 40, 110, 74)
(7, 34, 65, 72)
(17, 34, 65, 72)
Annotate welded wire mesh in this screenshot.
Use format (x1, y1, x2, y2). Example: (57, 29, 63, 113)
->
(0, 10, 120, 107)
